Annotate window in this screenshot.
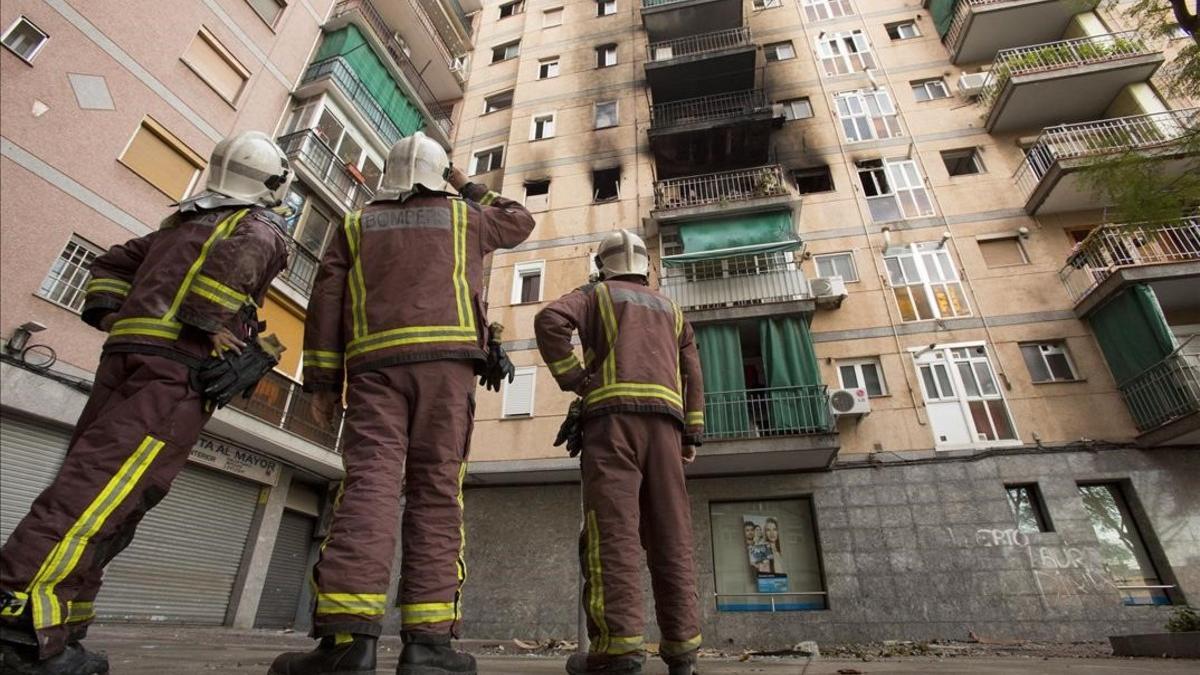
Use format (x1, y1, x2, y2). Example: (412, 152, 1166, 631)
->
(780, 97, 813, 121)
(470, 146, 504, 175)
(817, 30, 875, 75)
(978, 236, 1028, 268)
(538, 57, 560, 79)
(530, 112, 556, 141)
(524, 179, 550, 211)
(1006, 484, 1052, 533)
(596, 44, 617, 68)
(598, 0, 617, 16)
(885, 242, 969, 321)
(753, 0, 783, 9)
(244, 0, 286, 27)
(814, 251, 858, 282)
(709, 499, 826, 612)
(791, 166, 835, 194)
(484, 90, 514, 114)
(280, 184, 336, 258)
(38, 236, 102, 312)
(837, 358, 886, 397)
(302, 105, 383, 192)
(512, 260, 545, 304)
(499, 0, 524, 19)
(595, 100, 618, 129)
(119, 117, 206, 200)
(1020, 342, 1079, 383)
(593, 167, 621, 201)
(941, 148, 984, 176)
(181, 27, 251, 104)
(492, 40, 520, 63)
(1077, 483, 1171, 606)
(886, 21, 920, 40)
(858, 159, 934, 223)
(802, 0, 852, 22)
(764, 41, 796, 62)
(914, 344, 1017, 448)
(543, 7, 563, 27)
(835, 88, 902, 142)
(911, 77, 950, 101)
(2, 16, 48, 62)
(503, 366, 537, 417)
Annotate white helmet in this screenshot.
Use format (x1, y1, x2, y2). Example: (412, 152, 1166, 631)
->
(596, 229, 649, 279)
(375, 131, 449, 201)
(207, 130, 292, 207)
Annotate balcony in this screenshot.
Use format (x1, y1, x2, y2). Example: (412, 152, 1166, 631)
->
(645, 27, 756, 103)
(933, 0, 1100, 65)
(649, 90, 782, 178)
(1014, 108, 1199, 215)
(229, 371, 343, 451)
(660, 252, 812, 319)
(697, 386, 838, 473)
(640, 0, 743, 44)
(1058, 216, 1200, 314)
(980, 33, 1163, 133)
(279, 246, 321, 297)
(278, 129, 375, 213)
(653, 165, 794, 221)
(299, 57, 404, 147)
(1119, 337, 1200, 447)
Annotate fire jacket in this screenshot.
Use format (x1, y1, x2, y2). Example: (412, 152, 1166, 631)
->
(301, 183, 535, 390)
(534, 278, 705, 443)
(81, 206, 291, 365)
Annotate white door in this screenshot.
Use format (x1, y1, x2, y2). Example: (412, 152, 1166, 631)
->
(915, 344, 1018, 449)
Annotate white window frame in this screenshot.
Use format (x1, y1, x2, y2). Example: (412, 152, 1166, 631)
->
(834, 88, 902, 143)
(470, 145, 505, 175)
(483, 89, 514, 114)
(884, 242, 970, 322)
(37, 235, 103, 313)
(802, 0, 853, 22)
(598, 0, 618, 16)
(307, 98, 385, 191)
(596, 44, 617, 68)
(753, 0, 783, 9)
(538, 57, 560, 79)
(492, 40, 521, 63)
(595, 100, 619, 129)
(503, 366, 538, 417)
(1020, 342, 1080, 383)
(912, 342, 1020, 449)
(543, 7, 563, 27)
(912, 78, 950, 102)
(530, 112, 556, 140)
(780, 97, 813, 121)
(764, 41, 796, 62)
(858, 158, 935, 223)
(512, 260, 546, 304)
(814, 251, 859, 282)
(887, 21, 920, 40)
(837, 358, 887, 397)
(817, 30, 875, 76)
(2, 16, 49, 63)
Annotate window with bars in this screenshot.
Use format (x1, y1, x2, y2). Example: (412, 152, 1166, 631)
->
(802, 0, 853, 22)
(911, 77, 950, 101)
(884, 242, 970, 322)
(835, 88, 902, 142)
(1020, 342, 1080, 383)
(857, 159, 934, 223)
(38, 236, 103, 312)
(817, 30, 875, 75)
(838, 358, 886, 396)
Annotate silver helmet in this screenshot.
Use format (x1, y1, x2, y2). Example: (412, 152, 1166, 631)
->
(206, 130, 292, 207)
(596, 229, 649, 279)
(374, 131, 449, 201)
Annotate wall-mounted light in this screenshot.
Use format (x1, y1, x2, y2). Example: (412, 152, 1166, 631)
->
(939, 231, 952, 248)
(881, 225, 892, 252)
(5, 321, 46, 354)
(1017, 226, 1030, 239)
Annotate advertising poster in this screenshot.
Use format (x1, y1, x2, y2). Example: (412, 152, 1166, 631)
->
(743, 514, 789, 593)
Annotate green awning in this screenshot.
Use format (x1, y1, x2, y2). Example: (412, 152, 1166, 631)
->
(316, 26, 426, 137)
(1089, 284, 1176, 385)
(930, 0, 959, 38)
(664, 211, 798, 266)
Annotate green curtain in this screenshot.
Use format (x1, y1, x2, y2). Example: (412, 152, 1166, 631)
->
(930, 0, 959, 38)
(1088, 284, 1176, 385)
(315, 26, 426, 136)
(760, 316, 827, 433)
(696, 324, 748, 437)
(667, 211, 797, 265)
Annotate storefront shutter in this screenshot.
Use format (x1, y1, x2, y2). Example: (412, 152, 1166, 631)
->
(254, 510, 316, 628)
(0, 413, 71, 543)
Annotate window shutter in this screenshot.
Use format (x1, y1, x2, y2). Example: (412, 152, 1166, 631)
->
(503, 367, 536, 417)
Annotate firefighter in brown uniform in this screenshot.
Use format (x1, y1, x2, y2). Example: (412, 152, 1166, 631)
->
(269, 131, 534, 675)
(0, 131, 293, 675)
(534, 230, 706, 675)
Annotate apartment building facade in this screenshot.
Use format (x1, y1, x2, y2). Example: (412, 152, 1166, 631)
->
(455, 0, 1200, 646)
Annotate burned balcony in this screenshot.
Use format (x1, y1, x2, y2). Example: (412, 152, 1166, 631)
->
(649, 90, 782, 178)
(640, 0, 744, 44)
(931, 0, 1101, 65)
(980, 32, 1163, 132)
(278, 129, 375, 213)
(645, 27, 757, 103)
(653, 165, 793, 222)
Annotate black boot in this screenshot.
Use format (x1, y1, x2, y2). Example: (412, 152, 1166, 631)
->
(564, 652, 644, 674)
(0, 641, 109, 675)
(397, 632, 476, 675)
(268, 635, 377, 675)
(664, 652, 698, 675)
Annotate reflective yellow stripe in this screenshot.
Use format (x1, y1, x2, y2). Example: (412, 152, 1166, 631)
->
(452, 459, 467, 624)
(346, 326, 477, 359)
(334, 632, 354, 646)
(603, 635, 645, 655)
(315, 592, 388, 616)
(187, 286, 242, 311)
(480, 191, 499, 206)
(585, 510, 610, 652)
(0, 591, 28, 617)
(27, 436, 165, 628)
(596, 283, 618, 386)
(65, 601, 94, 624)
(401, 601, 460, 625)
(450, 198, 473, 331)
(189, 273, 250, 311)
(165, 209, 248, 322)
(345, 211, 368, 340)
(304, 349, 343, 369)
(660, 634, 702, 656)
(548, 353, 582, 376)
(108, 317, 183, 340)
(85, 278, 131, 297)
(674, 304, 683, 338)
(583, 348, 595, 367)
(686, 412, 704, 426)
(585, 383, 683, 408)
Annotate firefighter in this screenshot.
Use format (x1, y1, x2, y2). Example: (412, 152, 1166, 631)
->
(0, 131, 293, 674)
(268, 131, 534, 675)
(534, 230, 705, 675)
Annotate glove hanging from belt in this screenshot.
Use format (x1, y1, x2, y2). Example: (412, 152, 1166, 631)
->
(191, 334, 285, 409)
(479, 321, 515, 393)
(553, 397, 585, 458)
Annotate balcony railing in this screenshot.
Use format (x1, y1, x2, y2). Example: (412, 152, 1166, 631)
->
(1057, 216, 1200, 303)
(642, 0, 695, 8)
(941, 0, 1098, 54)
(278, 129, 374, 212)
(980, 32, 1154, 108)
(1014, 108, 1200, 199)
(332, 0, 455, 137)
(302, 57, 403, 147)
(646, 26, 752, 63)
(660, 251, 807, 311)
(705, 385, 832, 440)
(1118, 336, 1200, 433)
(650, 89, 769, 130)
(279, 246, 321, 297)
(654, 165, 789, 211)
(229, 371, 343, 451)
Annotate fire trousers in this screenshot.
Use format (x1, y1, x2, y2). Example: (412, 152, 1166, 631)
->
(579, 413, 701, 663)
(311, 360, 476, 638)
(0, 353, 208, 659)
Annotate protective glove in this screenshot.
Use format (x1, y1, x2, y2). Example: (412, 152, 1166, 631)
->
(479, 322, 515, 392)
(191, 334, 284, 409)
(553, 397, 585, 458)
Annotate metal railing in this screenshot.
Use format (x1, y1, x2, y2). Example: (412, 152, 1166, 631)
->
(646, 26, 753, 63)
(704, 385, 832, 440)
(941, 0, 1100, 54)
(279, 246, 321, 297)
(302, 57, 403, 147)
(654, 164, 789, 211)
(277, 129, 375, 212)
(1118, 336, 1200, 433)
(1014, 108, 1200, 199)
(980, 32, 1154, 108)
(650, 89, 769, 130)
(660, 251, 808, 311)
(641, 0, 697, 8)
(332, 0, 455, 137)
(1057, 215, 1200, 303)
(229, 371, 344, 451)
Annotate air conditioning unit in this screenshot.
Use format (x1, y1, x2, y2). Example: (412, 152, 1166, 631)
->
(958, 72, 989, 97)
(809, 276, 847, 308)
(829, 388, 871, 418)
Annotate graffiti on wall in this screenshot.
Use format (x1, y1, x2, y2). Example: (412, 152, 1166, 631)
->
(974, 528, 1115, 606)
